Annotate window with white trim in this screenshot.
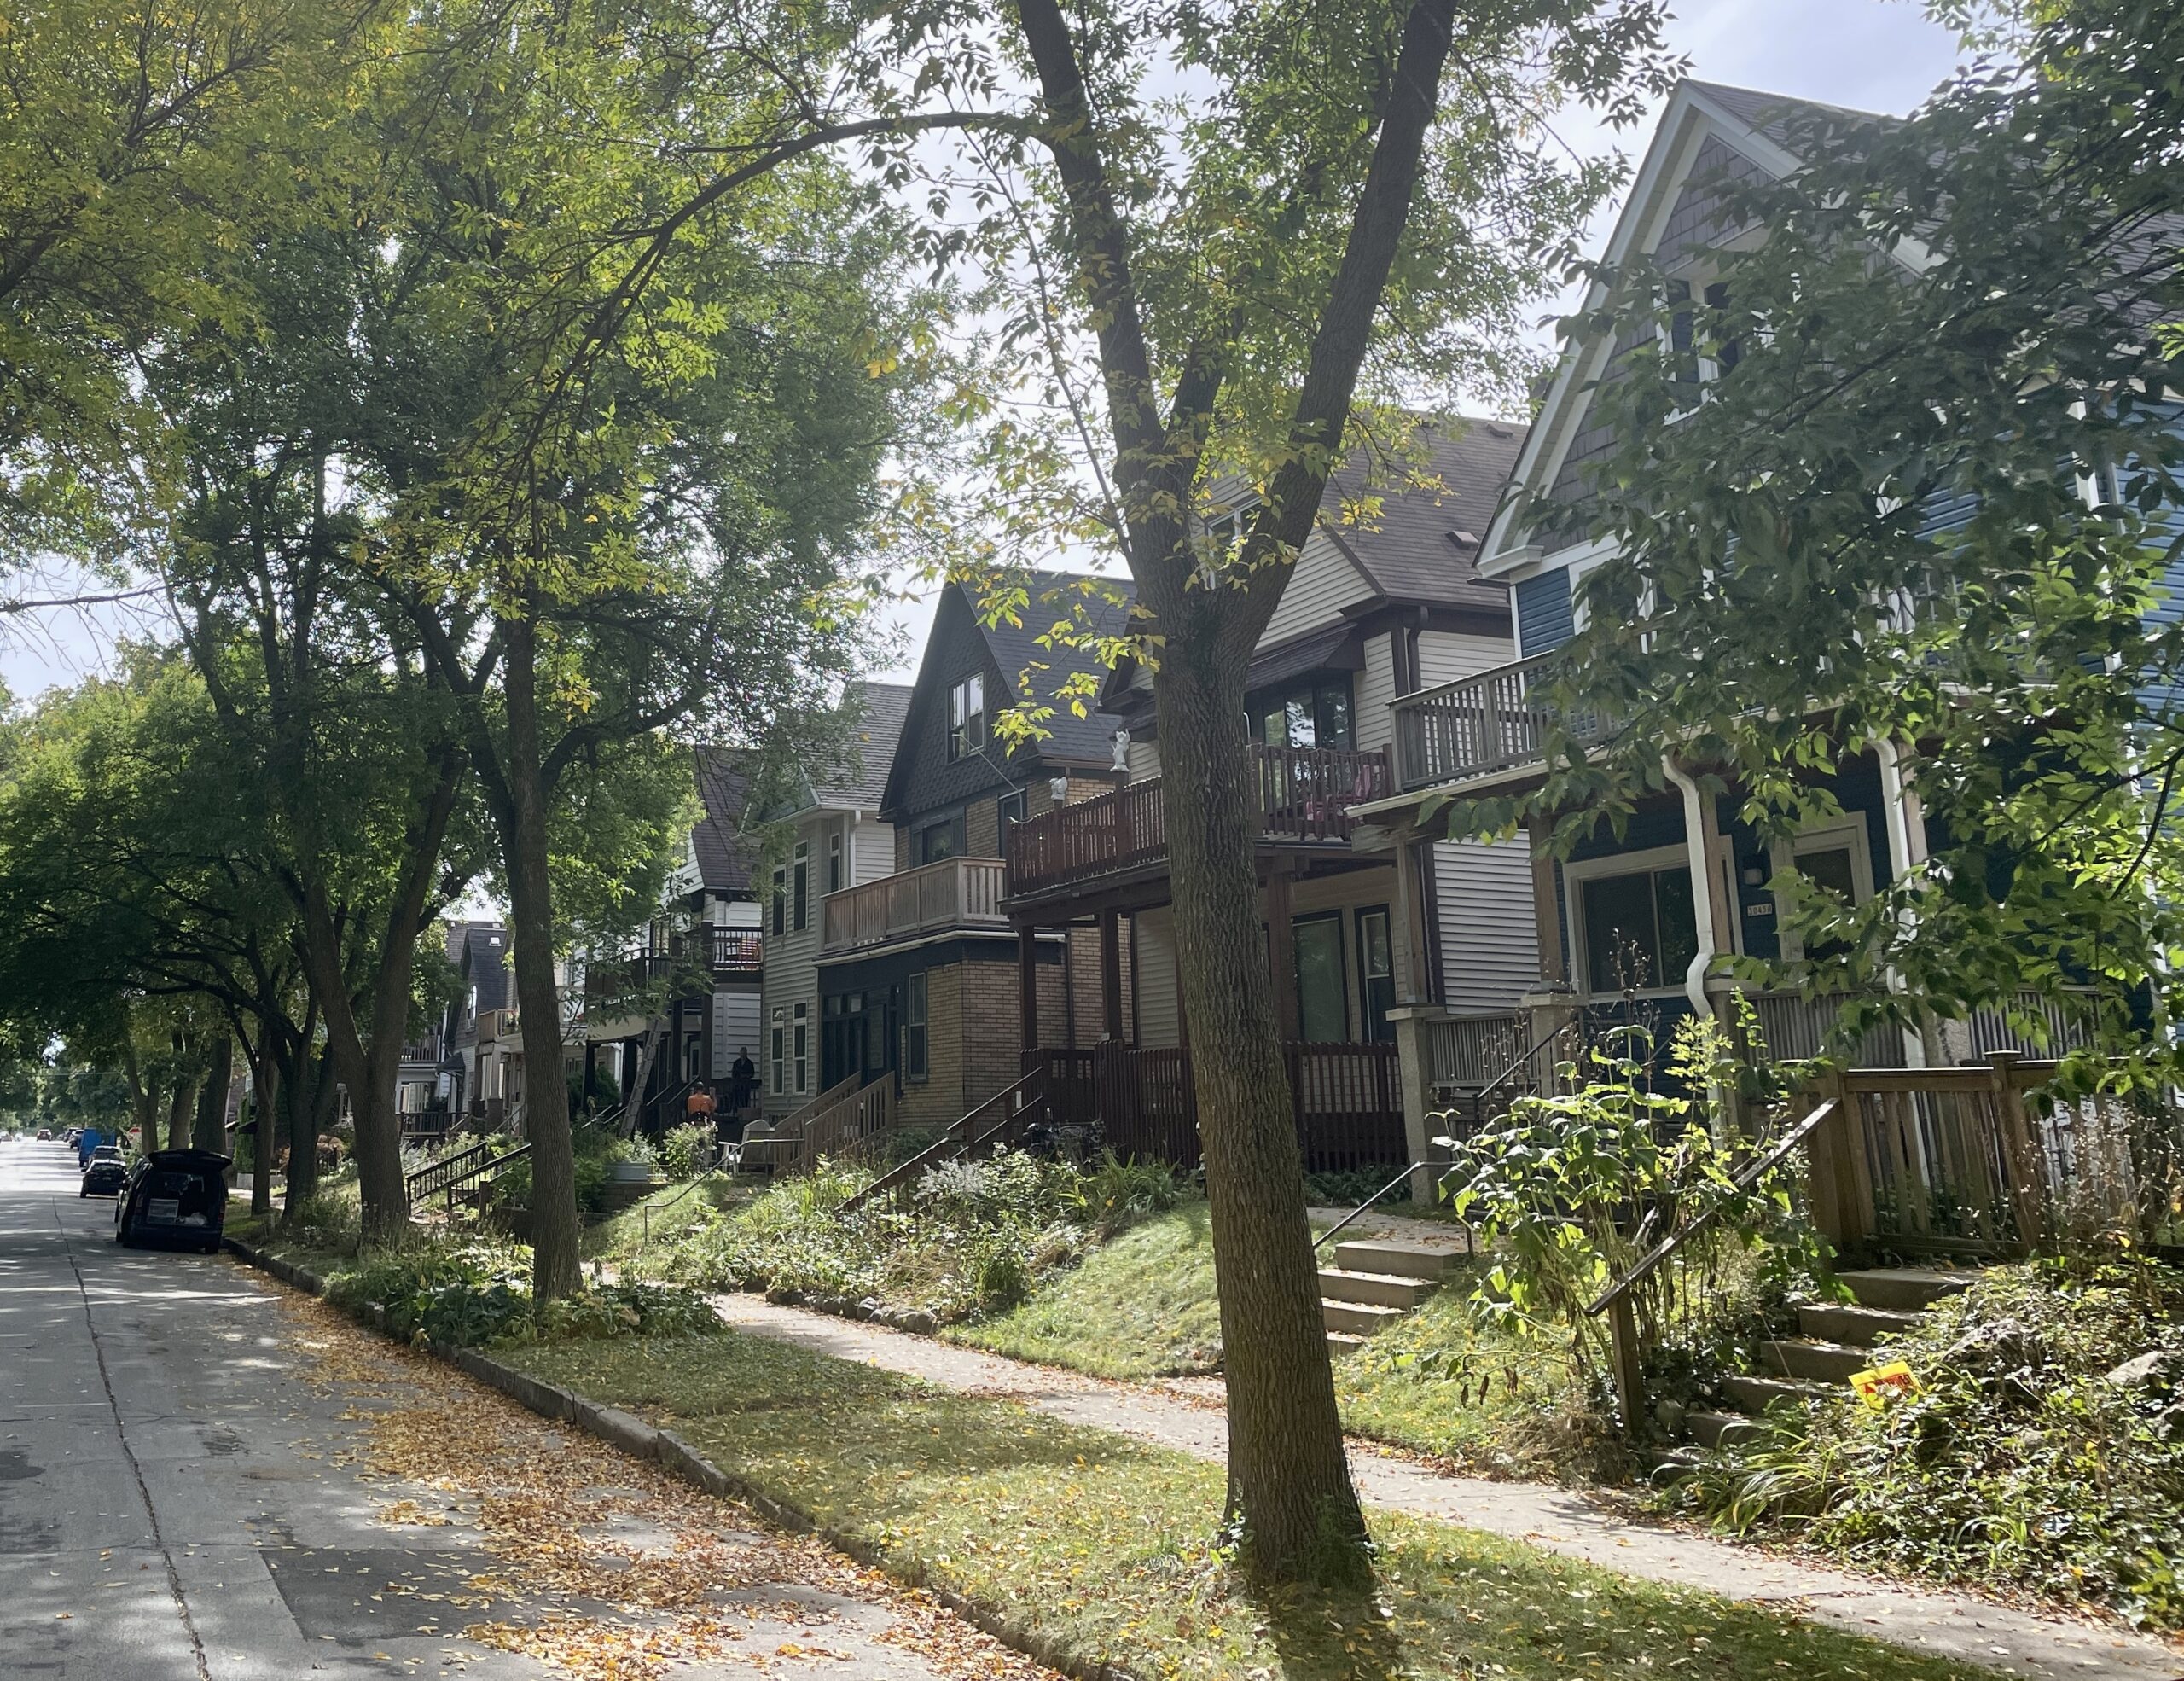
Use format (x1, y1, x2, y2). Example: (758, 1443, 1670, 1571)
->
(769, 1007, 785, 1095)
(904, 972, 928, 1082)
(792, 841, 809, 933)
(792, 1002, 809, 1094)
(947, 673, 985, 761)
(1566, 845, 1699, 997)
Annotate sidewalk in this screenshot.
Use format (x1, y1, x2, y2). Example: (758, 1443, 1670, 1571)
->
(706, 1291, 2183, 1681)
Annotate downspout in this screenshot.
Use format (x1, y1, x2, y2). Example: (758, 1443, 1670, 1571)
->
(1873, 737, 1929, 1069)
(1660, 757, 1719, 1021)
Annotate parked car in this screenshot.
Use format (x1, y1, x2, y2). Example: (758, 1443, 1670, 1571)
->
(80, 1147, 129, 1199)
(115, 1149, 230, 1253)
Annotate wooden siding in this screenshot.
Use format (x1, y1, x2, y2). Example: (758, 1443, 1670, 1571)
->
(1433, 839, 1540, 1011)
(1414, 629, 1520, 688)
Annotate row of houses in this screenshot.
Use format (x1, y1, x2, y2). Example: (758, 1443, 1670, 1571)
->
(406, 77, 2175, 1187)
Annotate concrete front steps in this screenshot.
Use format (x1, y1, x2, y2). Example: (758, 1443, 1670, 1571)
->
(1320, 1239, 1467, 1353)
(1682, 1265, 1973, 1452)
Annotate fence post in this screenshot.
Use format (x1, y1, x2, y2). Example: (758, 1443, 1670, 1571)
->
(1606, 1294, 1647, 1433)
(1809, 1066, 1868, 1254)
(1988, 1050, 2047, 1253)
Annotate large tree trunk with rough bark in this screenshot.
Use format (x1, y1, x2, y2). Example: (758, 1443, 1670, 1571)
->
(1155, 647, 1368, 1577)
(502, 616, 583, 1301)
(281, 1036, 321, 1216)
(192, 1036, 232, 1153)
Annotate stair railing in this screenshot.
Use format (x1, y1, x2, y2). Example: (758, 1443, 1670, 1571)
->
(1583, 1096, 1841, 1430)
(839, 1068, 1045, 1215)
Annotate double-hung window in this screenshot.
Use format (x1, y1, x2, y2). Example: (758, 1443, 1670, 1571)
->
(827, 831, 843, 894)
(769, 1008, 785, 1095)
(792, 1002, 809, 1094)
(770, 865, 786, 936)
(792, 841, 809, 933)
(947, 674, 985, 761)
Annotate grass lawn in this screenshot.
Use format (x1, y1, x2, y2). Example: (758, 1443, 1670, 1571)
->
(950, 1201, 1596, 1477)
(581, 1174, 751, 1261)
(945, 1197, 1227, 1376)
(508, 1329, 1991, 1681)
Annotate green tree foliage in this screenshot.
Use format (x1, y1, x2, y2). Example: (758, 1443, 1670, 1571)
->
(1448, 0, 2184, 1069)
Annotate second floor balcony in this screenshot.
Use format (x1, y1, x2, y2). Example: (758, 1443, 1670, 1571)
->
(820, 855, 1010, 956)
(1006, 742, 1390, 901)
(1390, 652, 1607, 794)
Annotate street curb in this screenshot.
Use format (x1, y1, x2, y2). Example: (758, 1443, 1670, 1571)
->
(221, 1235, 1134, 1681)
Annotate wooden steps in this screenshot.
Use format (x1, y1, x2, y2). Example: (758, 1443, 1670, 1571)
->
(1320, 1239, 1467, 1352)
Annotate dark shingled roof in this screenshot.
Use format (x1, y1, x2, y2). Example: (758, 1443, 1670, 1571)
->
(966, 572, 1137, 765)
(453, 923, 508, 1013)
(810, 681, 913, 809)
(692, 748, 760, 895)
(1320, 418, 1528, 610)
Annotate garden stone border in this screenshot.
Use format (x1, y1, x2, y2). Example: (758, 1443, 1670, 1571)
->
(222, 1235, 1132, 1681)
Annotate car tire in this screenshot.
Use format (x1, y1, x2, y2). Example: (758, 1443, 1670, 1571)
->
(78, 1189, 87, 1198)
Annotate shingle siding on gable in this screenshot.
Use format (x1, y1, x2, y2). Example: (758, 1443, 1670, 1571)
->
(1542, 136, 1773, 554)
(889, 595, 1014, 835)
(1515, 567, 1575, 656)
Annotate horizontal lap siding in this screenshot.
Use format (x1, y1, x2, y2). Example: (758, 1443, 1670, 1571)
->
(1261, 532, 1372, 647)
(1433, 840, 1539, 1010)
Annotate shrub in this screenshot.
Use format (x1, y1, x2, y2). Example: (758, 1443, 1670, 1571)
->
(661, 1122, 716, 1182)
(1676, 1254, 2184, 1629)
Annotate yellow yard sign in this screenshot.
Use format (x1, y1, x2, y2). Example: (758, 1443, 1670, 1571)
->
(1848, 1360, 1920, 1410)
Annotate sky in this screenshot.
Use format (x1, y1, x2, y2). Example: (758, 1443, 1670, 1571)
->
(0, 0, 1968, 703)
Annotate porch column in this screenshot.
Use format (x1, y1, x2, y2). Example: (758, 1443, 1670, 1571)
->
(1264, 864, 1300, 1043)
(1389, 829, 1449, 1201)
(1018, 926, 1041, 1056)
(1391, 835, 1435, 1007)
(1526, 811, 1567, 986)
(1100, 907, 1124, 1043)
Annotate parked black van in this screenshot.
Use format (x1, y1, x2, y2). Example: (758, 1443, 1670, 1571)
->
(115, 1149, 230, 1252)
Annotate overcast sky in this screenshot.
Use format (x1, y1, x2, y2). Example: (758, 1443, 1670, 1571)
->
(2, 0, 1967, 703)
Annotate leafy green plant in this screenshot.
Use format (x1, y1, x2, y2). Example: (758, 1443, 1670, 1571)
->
(660, 1122, 715, 1181)
(1676, 1255, 2184, 1629)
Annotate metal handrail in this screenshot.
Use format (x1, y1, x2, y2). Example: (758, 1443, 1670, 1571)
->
(1313, 1164, 1434, 1254)
(839, 1068, 1043, 1214)
(1583, 1098, 1838, 1318)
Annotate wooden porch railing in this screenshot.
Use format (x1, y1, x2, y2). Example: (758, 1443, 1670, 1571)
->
(708, 927, 763, 973)
(1034, 1038, 1405, 1173)
(1390, 652, 1608, 793)
(820, 856, 1008, 954)
(840, 1068, 1047, 1213)
(1006, 743, 1390, 898)
(786, 1073, 899, 1176)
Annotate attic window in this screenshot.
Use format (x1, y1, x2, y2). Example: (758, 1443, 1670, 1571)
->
(948, 673, 985, 762)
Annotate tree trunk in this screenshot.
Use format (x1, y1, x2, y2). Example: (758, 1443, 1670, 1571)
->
(502, 614, 582, 1301)
(1156, 649, 1368, 1581)
(281, 1039, 321, 1217)
(193, 1035, 233, 1153)
(119, 1034, 159, 1146)
(294, 748, 462, 1245)
(247, 1052, 277, 1221)
(167, 1078, 199, 1153)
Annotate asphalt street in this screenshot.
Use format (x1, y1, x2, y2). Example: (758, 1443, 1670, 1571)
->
(0, 1136, 1029, 1681)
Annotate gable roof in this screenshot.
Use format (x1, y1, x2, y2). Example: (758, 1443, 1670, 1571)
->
(880, 572, 1136, 817)
(1478, 77, 1893, 574)
(810, 681, 913, 809)
(692, 747, 760, 895)
(453, 923, 508, 1012)
(1320, 417, 1528, 609)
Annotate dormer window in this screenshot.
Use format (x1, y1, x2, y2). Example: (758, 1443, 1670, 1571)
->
(947, 673, 985, 761)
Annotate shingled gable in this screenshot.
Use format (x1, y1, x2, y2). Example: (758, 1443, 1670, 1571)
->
(879, 573, 1136, 822)
(1097, 417, 1525, 717)
(691, 747, 762, 895)
(1478, 78, 1893, 574)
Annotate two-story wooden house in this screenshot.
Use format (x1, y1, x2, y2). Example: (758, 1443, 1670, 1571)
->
(752, 682, 910, 1116)
(803, 575, 1136, 1133)
(1360, 79, 2108, 1095)
(998, 419, 1540, 1177)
